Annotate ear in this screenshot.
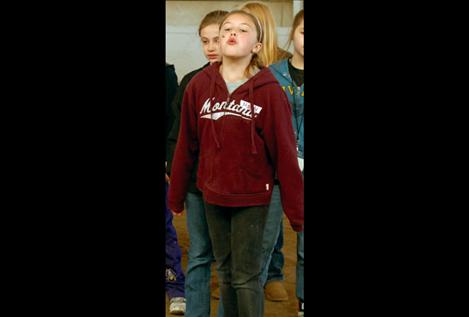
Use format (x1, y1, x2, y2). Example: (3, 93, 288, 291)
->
(252, 42, 262, 54)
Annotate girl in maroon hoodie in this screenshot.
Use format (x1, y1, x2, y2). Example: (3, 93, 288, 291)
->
(168, 10, 303, 317)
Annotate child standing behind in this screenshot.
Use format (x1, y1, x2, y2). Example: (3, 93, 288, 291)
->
(167, 10, 228, 317)
(239, 0, 292, 303)
(269, 9, 304, 317)
(165, 62, 186, 315)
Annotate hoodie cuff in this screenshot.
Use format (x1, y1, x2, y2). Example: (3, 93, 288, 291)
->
(291, 223, 304, 232)
(168, 201, 184, 214)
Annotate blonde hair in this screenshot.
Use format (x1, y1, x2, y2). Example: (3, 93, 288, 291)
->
(239, 1, 285, 66)
(219, 10, 263, 77)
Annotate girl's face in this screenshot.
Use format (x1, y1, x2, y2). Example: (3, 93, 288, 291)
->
(293, 19, 304, 58)
(200, 24, 222, 64)
(219, 13, 261, 59)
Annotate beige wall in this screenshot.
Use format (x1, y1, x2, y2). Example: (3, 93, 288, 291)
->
(166, 0, 303, 80)
(166, 1, 294, 27)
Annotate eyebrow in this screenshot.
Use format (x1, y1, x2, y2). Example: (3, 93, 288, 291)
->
(222, 21, 253, 28)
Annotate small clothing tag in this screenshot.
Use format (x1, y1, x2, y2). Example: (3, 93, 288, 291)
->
(298, 157, 304, 172)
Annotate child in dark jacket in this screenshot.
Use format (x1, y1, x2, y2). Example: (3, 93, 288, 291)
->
(168, 10, 303, 317)
(167, 10, 228, 317)
(165, 62, 186, 315)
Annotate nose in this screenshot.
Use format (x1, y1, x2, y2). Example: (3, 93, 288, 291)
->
(208, 42, 216, 51)
(230, 30, 237, 36)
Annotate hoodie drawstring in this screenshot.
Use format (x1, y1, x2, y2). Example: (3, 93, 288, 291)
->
(209, 76, 221, 149)
(249, 82, 258, 154)
(208, 63, 262, 154)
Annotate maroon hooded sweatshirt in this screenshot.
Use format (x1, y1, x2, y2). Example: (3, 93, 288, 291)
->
(168, 62, 304, 232)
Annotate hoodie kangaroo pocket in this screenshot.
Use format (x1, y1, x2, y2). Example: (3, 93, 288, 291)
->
(222, 165, 268, 195)
(205, 162, 269, 196)
(239, 166, 270, 194)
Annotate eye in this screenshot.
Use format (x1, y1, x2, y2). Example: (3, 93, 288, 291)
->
(214, 37, 219, 43)
(240, 29, 248, 33)
(224, 27, 231, 32)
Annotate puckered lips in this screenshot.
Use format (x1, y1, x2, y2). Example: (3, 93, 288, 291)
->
(227, 37, 237, 45)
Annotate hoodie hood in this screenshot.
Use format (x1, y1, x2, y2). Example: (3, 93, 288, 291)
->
(201, 62, 279, 92)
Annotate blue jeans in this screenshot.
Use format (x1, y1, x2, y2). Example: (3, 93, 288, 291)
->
(296, 231, 304, 301)
(260, 185, 304, 303)
(260, 185, 284, 286)
(184, 192, 224, 317)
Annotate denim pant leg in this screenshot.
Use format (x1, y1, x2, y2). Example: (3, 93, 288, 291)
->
(165, 185, 185, 299)
(260, 185, 284, 286)
(185, 192, 224, 317)
(205, 203, 268, 317)
(296, 231, 304, 302)
(268, 221, 285, 281)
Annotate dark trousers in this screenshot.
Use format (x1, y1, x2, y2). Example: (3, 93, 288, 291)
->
(165, 183, 185, 299)
(204, 202, 268, 317)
